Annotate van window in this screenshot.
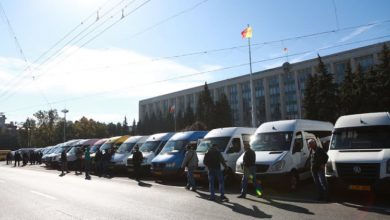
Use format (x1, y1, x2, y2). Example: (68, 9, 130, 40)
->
(227, 138, 241, 153)
(159, 140, 188, 154)
(251, 132, 293, 151)
(292, 132, 303, 153)
(196, 137, 231, 153)
(331, 126, 390, 149)
(116, 142, 137, 154)
(140, 141, 162, 153)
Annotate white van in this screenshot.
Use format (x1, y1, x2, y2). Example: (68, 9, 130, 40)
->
(194, 127, 256, 181)
(126, 132, 174, 173)
(326, 112, 390, 193)
(236, 119, 333, 191)
(111, 136, 149, 169)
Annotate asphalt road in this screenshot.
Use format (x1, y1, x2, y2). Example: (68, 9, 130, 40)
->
(0, 162, 389, 220)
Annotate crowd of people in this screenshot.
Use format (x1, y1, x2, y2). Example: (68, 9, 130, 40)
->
(6, 149, 43, 167)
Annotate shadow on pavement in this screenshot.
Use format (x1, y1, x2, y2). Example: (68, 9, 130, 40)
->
(137, 180, 152, 187)
(194, 191, 272, 218)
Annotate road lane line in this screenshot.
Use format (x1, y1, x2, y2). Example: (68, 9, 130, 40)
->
(30, 190, 57, 200)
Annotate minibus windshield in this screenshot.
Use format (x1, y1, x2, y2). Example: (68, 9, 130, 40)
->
(196, 137, 230, 153)
(251, 132, 293, 151)
(331, 125, 390, 149)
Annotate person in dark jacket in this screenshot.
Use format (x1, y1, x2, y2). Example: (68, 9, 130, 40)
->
(75, 147, 83, 175)
(6, 151, 12, 165)
(238, 143, 262, 198)
(181, 143, 198, 191)
(95, 149, 103, 177)
(14, 151, 21, 167)
(308, 139, 329, 201)
(203, 144, 229, 202)
(132, 145, 143, 181)
(60, 150, 69, 176)
(84, 147, 91, 180)
(102, 148, 112, 178)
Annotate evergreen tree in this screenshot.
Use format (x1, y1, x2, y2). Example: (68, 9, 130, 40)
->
(183, 104, 195, 127)
(376, 44, 390, 111)
(303, 74, 319, 119)
(131, 119, 136, 135)
(122, 116, 129, 135)
(195, 82, 215, 129)
(352, 65, 367, 113)
(316, 55, 338, 122)
(214, 93, 232, 128)
(338, 62, 354, 115)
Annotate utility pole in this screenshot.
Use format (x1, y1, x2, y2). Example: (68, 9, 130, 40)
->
(61, 109, 69, 142)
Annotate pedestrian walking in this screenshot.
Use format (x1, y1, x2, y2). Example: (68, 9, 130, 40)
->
(14, 151, 21, 167)
(6, 151, 12, 165)
(60, 150, 69, 176)
(95, 149, 103, 177)
(132, 145, 143, 181)
(181, 143, 198, 191)
(203, 144, 229, 202)
(238, 143, 262, 198)
(308, 139, 329, 201)
(84, 146, 91, 180)
(75, 147, 83, 175)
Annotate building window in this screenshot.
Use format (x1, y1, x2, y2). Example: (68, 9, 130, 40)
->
(268, 75, 281, 121)
(216, 87, 225, 101)
(228, 85, 239, 124)
(254, 79, 266, 124)
(283, 73, 298, 119)
(186, 94, 194, 111)
(355, 55, 374, 73)
(241, 82, 252, 126)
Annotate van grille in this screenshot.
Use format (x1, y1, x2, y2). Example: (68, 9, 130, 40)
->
(152, 162, 166, 169)
(336, 163, 379, 181)
(255, 164, 269, 173)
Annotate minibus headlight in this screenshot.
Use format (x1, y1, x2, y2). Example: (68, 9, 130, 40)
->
(166, 162, 176, 168)
(270, 160, 285, 172)
(326, 161, 333, 175)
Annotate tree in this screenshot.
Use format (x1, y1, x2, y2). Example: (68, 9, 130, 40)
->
(131, 119, 136, 135)
(214, 93, 232, 128)
(122, 116, 129, 135)
(338, 62, 354, 115)
(183, 104, 195, 127)
(316, 55, 338, 122)
(196, 82, 215, 129)
(375, 44, 390, 111)
(303, 74, 319, 120)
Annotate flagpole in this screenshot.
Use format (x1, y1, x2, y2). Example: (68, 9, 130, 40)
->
(247, 24, 256, 128)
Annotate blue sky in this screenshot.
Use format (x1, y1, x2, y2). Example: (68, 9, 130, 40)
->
(1, 0, 390, 125)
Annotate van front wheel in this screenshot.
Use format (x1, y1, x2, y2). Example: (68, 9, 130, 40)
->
(286, 171, 299, 192)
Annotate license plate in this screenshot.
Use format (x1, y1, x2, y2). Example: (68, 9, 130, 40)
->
(127, 167, 134, 172)
(193, 173, 201, 179)
(154, 171, 162, 176)
(348, 185, 371, 191)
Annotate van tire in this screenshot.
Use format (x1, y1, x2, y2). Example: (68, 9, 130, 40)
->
(285, 171, 299, 192)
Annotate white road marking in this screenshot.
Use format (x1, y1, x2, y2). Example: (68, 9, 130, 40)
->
(30, 190, 57, 200)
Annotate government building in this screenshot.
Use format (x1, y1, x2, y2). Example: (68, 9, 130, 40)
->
(139, 41, 389, 127)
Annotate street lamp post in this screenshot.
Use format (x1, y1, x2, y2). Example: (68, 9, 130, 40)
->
(61, 109, 69, 142)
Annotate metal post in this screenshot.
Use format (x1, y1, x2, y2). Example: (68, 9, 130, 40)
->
(61, 109, 68, 142)
(247, 24, 256, 127)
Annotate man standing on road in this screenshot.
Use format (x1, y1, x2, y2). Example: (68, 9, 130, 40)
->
(308, 139, 329, 201)
(181, 143, 198, 191)
(132, 145, 143, 181)
(84, 146, 91, 180)
(14, 151, 21, 167)
(60, 150, 69, 176)
(204, 144, 229, 202)
(6, 151, 12, 165)
(238, 143, 262, 198)
(75, 147, 83, 175)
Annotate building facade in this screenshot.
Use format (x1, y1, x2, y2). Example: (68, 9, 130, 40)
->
(139, 41, 389, 127)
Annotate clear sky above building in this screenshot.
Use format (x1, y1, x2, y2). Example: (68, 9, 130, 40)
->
(1, 0, 389, 124)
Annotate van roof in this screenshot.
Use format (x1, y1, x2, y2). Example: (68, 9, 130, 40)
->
(145, 132, 175, 142)
(256, 119, 333, 133)
(334, 112, 390, 128)
(205, 127, 256, 138)
(168, 131, 208, 141)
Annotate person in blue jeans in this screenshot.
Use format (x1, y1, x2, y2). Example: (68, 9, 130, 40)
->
(181, 143, 198, 191)
(308, 139, 329, 201)
(238, 144, 262, 198)
(204, 144, 229, 202)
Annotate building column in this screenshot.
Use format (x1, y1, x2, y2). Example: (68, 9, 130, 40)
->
(264, 78, 271, 122)
(279, 74, 286, 120)
(237, 83, 244, 126)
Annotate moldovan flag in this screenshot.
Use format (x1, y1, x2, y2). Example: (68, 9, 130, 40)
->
(169, 105, 175, 114)
(241, 26, 252, 39)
